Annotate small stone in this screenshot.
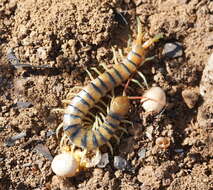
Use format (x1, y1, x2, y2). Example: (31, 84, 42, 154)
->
(97, 153, 109, 168)
(114, 156, 127, 171)
(5, 131, 27, 146)
(34, 144, 53, 161)
(16, 101, 32, 109)
(138, 148, 146, 159)
(163, 42, 183, 59)
(182, 88, 199, 109)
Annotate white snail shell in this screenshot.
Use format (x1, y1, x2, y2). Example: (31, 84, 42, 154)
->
(142, 87, 166, 113)
(51, 152, 79, 177)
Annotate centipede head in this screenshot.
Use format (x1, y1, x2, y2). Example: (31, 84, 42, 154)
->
(110, 96, 130, 116)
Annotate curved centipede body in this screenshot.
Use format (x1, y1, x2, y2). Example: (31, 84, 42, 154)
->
(62, 22, 163, 152)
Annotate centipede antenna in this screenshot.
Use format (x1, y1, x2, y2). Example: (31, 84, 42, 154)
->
(136, 17, 142, 36)
(142, 34, 163, 49)
(56, 123, 63, 139)
(85, 69, 95, 80)
(106, 142, 113, 155)
(130, 78, 144, 89)
(91, 67, 102, 75)
(136, 71, 149, 89)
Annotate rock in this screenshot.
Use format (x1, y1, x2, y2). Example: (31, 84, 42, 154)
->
(114, 156, 128, 171)
(182, 88, 199, 109)
(97, 153, 109, 168)
(138, 148, 146, 159)
(4, 131, 27, 147)
(34, 144, 53, 161)
(163, 42, 183, 59)
(16, 101, 33, 109)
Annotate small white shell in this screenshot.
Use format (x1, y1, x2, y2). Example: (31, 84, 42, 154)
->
(51, 152, 79, 177)
(142, 87, 166, 113)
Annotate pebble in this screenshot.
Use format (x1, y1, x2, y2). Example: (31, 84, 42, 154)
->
(138, 148, 146, 159)
(163, 42, 183, 59)
(181, 88, 199, 109)
(97, 153, 109, 168)
(4, 131, 27, 146)
(114, 156, 127, 171)
(34, 144, 53, 161)
(16, 101, 32, 109)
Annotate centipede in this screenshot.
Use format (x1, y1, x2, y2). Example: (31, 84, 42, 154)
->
(52, 19, 163, 176)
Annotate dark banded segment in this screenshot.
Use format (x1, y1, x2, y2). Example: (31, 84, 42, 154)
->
(64, 113, 81, 119)
(102, 124, 114, 136)
(64, 123, 80, 131)
(91, 82, 103, 95)
(120, 63, 131, 75)
(106, 71, 116, 85)
(82, 89, 95, 102)
(112, 67, 124, 81)
(108, 112, 122, 121)
(81, 132, 88, 148)
(70, 127, 81, 139)
(76, 95, 90, 107)
(97, 77, 108, 91)
(126, 57, 137, 68)
(131, 50, 142, 58)
(68, 104, 85, 114)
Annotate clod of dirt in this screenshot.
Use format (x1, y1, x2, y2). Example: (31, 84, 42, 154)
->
(181, 88, 199, 109)
(162, 42, 183, 59)
(200, 53, 213, 98)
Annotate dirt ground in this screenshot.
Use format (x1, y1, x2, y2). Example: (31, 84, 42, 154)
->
(0, 0, 212, 189)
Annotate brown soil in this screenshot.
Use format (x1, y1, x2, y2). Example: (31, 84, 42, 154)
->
(0, 0, 212, 189)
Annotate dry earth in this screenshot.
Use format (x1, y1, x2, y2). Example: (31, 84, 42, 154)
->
(0, 0, 212, 189)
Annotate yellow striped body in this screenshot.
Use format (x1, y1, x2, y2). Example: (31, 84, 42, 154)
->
(63, 43, 146, 151)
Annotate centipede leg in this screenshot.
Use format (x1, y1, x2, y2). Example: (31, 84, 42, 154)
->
(91, 67, 102, 75)
(118, 126, 128, 134)
(56, 122, 63, 138)
(85, 69, 95, 80)
(106, 142, 114, 155)
(113, 134, 120, 145)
